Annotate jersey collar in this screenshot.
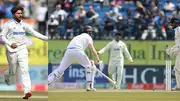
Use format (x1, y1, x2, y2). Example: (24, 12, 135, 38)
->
(13, 19, 22, 24)
(113, 39, 120, 43)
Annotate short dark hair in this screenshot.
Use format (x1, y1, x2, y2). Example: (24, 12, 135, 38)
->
(115, 32, 121, 36)
(169, 18, 180, 24)
(11, 6, 24, 15)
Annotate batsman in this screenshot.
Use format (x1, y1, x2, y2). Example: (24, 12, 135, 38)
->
(166, 18, 180, 91)
(48, 25, 100, 91)
(98, 32, 134, 89)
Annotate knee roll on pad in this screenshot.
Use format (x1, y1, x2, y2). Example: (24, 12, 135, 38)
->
(86, 67, 92, 73)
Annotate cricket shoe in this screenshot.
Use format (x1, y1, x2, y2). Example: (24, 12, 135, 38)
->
(22, 92, 32, 99)
(48, 71, 64, 86)
(4, 74, 10, 86)
(115, 86, 121, 90)
(48, 73, 57, 86)
(86, 88, 96, 92)
(115, 84, 121, 89)
(171, 87, 180, 91)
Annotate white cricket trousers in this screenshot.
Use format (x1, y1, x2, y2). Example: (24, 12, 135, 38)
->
(55, 48, 93, 84)
(108, 60, 124, 88)
(174, 53, 180, 88)
(5, 48, 31, 94)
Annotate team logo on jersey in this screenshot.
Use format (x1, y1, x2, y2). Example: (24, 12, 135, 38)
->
(114, 48, 120, 51)
(13, 32, 25, 35)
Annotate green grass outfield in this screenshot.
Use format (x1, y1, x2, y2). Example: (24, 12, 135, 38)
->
(48, 89, 180, 101)
(0, 91, 47, 101)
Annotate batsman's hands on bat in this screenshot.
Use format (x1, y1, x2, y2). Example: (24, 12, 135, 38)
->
(91, 60, 104, 71)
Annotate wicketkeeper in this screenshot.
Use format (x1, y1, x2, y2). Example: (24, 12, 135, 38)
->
(98, 32, 133, 89)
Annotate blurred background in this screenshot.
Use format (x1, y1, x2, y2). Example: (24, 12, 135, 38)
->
(0, 0, 48, 92)
(48, 0, 179, 90)
(47, 0, 180, 40)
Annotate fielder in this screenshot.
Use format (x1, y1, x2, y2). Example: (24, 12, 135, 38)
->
(0, 6, 48, 99)
(48, 25, 100, 91)
(166, 18, 180, 91)
(98, 32, 133, 89)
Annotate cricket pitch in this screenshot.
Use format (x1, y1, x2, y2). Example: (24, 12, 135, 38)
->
(48, 89, 180, 101)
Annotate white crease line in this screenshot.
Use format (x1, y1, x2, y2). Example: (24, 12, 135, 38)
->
(48, 90, 180, 93)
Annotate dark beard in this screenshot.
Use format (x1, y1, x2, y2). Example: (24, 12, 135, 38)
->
(89, 33, 94, 39)
(14, 17, 21, 22)
(87, 31, 93, 36)
(115, 39, 120, 42)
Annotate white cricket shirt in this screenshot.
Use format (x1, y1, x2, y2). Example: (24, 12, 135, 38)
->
(174, 26, 180, 46)
(1, 19, 48, 52)
(67, 33, 93, 51)
(99, 40, 133, 62)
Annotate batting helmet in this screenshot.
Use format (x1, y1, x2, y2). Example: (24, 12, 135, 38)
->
(83, 25, 93, 32)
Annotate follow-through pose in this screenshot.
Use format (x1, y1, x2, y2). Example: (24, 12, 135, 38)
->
(1, 6, 48, 99)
